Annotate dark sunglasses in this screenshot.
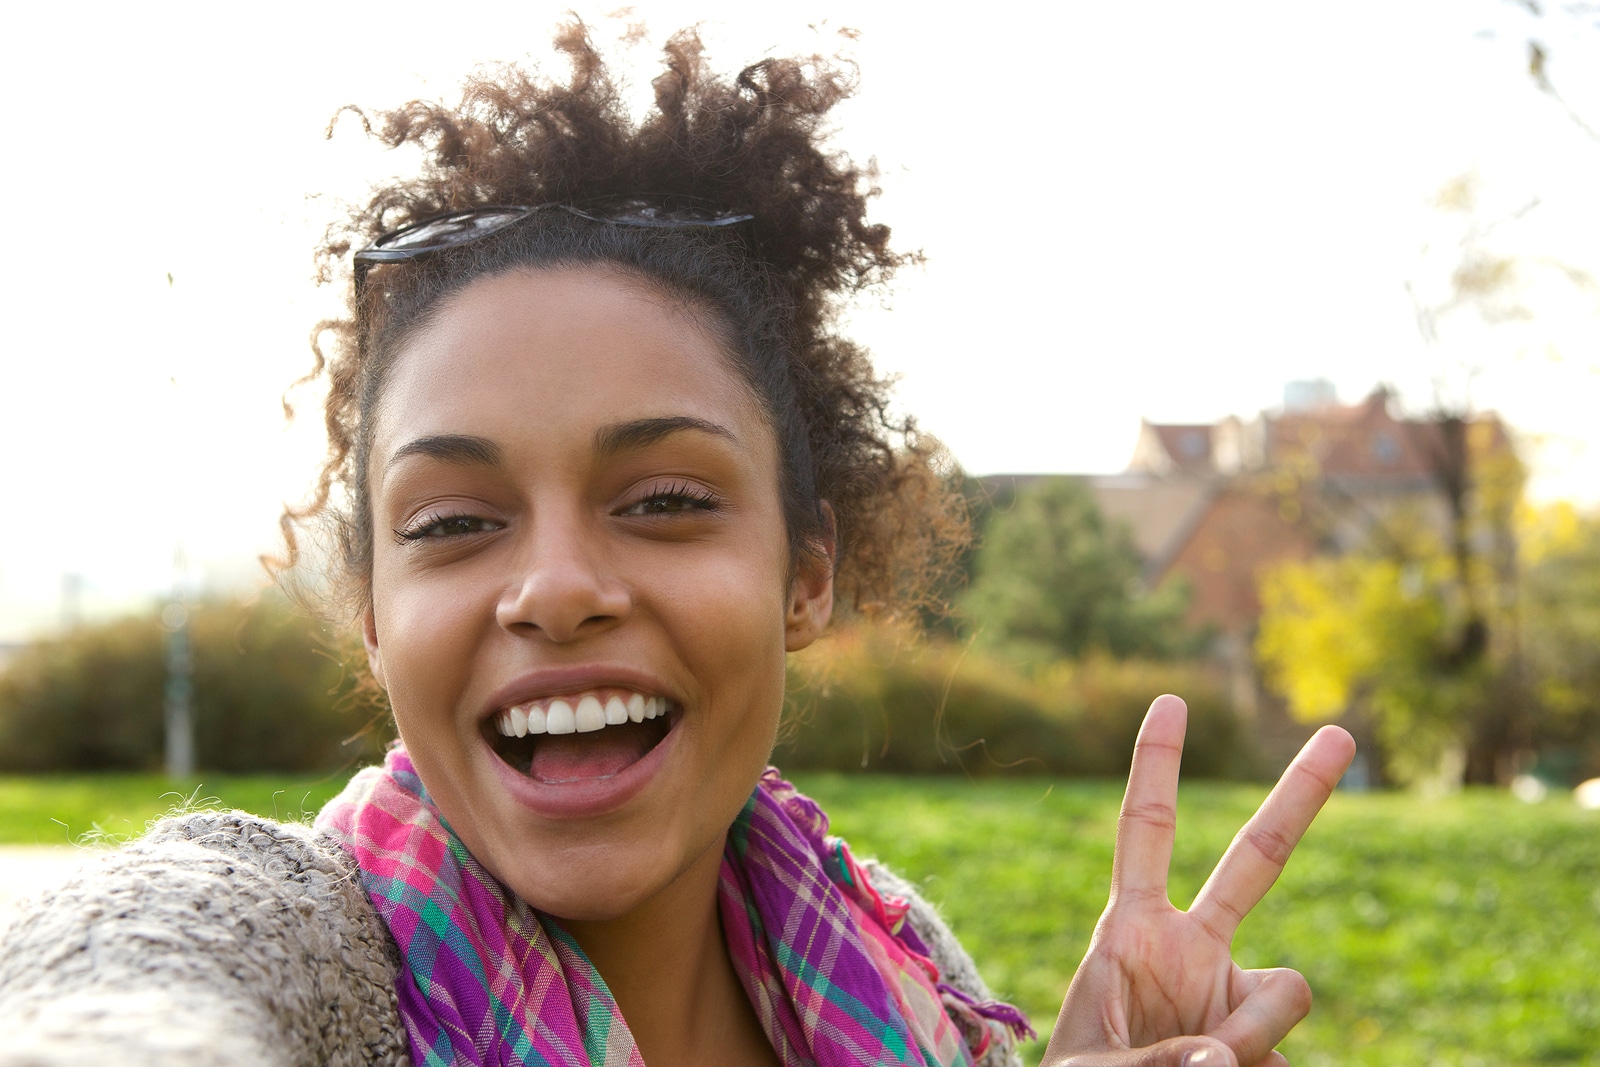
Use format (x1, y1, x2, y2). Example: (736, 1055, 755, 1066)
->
(352, 197, 754, 298)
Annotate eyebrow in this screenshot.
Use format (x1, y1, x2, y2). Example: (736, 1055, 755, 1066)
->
(387, 434, 503, 471)
(593, 415, 737, 458)
(383, 417, 735, 477)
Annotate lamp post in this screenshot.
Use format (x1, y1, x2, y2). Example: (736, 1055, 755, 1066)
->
(161, 269, 195, 780)
(162, 562, 194, 780)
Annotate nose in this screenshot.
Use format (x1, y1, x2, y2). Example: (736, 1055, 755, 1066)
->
(495, 508, 631, 643)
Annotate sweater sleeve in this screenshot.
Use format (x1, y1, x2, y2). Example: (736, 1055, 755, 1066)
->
(0, 811, 409, 1067)
(863, 859, 1029, 1067)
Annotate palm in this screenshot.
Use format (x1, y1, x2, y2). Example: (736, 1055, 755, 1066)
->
(1043, 696, 1355, 1067)
(1106, 910, 1245, 1043)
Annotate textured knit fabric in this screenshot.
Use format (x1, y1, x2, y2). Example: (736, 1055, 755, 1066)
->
(316, 750, 1020, 1067)
(0, 807, 1026, 1067)
(0, 812, 410, 1067)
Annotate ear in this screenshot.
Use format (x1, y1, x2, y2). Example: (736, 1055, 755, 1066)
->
(785, 503, 836, 652)
(362, 605, 388, 691)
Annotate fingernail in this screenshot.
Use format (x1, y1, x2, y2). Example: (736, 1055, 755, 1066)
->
(1181, 1050, 1219, 1067)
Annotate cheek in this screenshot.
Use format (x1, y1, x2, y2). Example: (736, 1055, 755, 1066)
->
(368, 563, 485, 726)
(656, 539, 790, 659)
(645, 534, 791, 743)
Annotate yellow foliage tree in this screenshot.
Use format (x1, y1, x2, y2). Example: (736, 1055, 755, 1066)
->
(1255, 540, 1487, 786)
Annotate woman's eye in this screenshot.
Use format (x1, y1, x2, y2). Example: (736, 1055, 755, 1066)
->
(395, 514, 499, 542)
(623, 483, 721, 517)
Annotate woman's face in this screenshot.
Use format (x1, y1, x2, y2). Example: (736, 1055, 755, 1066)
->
(361, 266, 832, 921)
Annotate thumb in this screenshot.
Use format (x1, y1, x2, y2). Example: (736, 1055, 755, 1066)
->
(1170, 1039, 1240, 1067)
(1049, 1037, 1239, 1067)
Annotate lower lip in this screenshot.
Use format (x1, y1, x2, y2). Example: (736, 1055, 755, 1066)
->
(484, 718, 678, 819)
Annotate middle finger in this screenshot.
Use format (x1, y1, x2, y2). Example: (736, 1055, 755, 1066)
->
(1189, 725, 1355, 940)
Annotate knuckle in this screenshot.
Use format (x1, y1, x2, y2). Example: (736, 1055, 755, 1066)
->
(1120, 801, 1178, 833)
(1241, 823, 1298, 867)
(1109, 884, 1171, 909)
(1193, 908, 1234, 948)
(1290, 758, 1340, 794)
(1266, 967, 1313, 1019)
(1211, 892, 1248, 925)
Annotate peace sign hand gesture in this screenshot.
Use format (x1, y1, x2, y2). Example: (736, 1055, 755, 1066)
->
(1042, 695, 1356, 1067)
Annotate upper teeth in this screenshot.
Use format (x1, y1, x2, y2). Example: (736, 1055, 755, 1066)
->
(495, 691, 669, 738)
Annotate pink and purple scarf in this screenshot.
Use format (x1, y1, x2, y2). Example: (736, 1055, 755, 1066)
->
(316, 748, 1029, 1066)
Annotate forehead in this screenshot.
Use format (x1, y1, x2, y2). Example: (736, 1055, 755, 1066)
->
(372, 266, 769, 457)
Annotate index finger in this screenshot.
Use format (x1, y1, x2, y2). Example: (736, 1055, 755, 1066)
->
(1110, 694, 1189, 902)
(1189, 725, 1356, 941)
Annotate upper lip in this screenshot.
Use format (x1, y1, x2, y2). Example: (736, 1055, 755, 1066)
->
(479, 665, 679, 723)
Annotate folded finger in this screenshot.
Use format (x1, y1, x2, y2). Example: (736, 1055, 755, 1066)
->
(1207, 968, 1312, 1067)
(1111, 695, 1188, 903)
(1189, 726, 1354, 939)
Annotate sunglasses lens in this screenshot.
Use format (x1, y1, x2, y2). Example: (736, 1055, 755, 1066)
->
(375, 207, 532, 253)
(569, 198, 751, 228)
(356, 199, 752, 284)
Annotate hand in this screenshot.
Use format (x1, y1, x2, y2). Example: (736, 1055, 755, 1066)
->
(1041, 695, 1355, 1067)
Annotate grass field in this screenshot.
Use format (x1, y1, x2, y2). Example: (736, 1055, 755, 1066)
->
(3, 771, 1597, 1065)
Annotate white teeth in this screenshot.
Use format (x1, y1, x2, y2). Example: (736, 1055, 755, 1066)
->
(575, 695, 605, 733)
(498, 691, 671, 738)
(546, 699, 576, 735)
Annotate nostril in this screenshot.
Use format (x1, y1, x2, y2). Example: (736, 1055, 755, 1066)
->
(494, 551, 632, 640)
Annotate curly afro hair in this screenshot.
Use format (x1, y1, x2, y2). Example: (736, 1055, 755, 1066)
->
(282, 21, 968, 630)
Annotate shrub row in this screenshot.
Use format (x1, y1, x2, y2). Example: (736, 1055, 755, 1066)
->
(1, 602, 1254, 778)
(775, 624, 1257, 778)
(0, 594, 389, 774)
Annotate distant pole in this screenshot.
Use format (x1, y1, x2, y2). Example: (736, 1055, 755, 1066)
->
(60, 572, 84, 628)
(163, 554, 194, 780)
(162, 270, 195, 780)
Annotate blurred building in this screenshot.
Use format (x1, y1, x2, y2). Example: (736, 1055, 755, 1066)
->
(985, 383, 1513, 722)
(1115, 383, 1511, 712)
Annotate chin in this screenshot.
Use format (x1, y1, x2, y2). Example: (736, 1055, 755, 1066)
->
(490, 834, 713, 924)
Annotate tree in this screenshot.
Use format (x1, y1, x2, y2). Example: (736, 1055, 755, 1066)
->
(1256, 491, 1600, 788)
(1519, 503, 1600, 780)
(960, 478, 1196, 661)
(1505, 0, 1600, 145)
(1255, 541, 1484, 788)
(1347, 164, 1584, 784)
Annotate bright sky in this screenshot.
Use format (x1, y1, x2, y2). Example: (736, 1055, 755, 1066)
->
(1, 0, 1597, 640)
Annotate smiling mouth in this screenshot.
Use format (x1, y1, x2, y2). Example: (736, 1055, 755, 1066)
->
(488, 689, 674, 784)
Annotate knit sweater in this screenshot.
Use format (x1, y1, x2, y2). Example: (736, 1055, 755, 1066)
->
(0, 810, 1025, 1067)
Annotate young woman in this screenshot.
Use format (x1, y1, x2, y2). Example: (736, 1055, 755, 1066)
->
(0, 24, 1353, 1067)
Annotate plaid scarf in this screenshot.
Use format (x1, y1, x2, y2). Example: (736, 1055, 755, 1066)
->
(316, 748, 1027, 1066)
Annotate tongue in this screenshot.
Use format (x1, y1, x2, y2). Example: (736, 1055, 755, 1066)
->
(529, 723, 657, 783)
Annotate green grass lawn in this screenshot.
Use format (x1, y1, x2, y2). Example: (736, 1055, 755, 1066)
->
(3, 771, 1596, 1065)
(0, 772, 354, 845)
(790, 775, 1600, 1067)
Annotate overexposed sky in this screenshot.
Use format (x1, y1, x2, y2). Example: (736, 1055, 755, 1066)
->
(1, 0, 1597, 640)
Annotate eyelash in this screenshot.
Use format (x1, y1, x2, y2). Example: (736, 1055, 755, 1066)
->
(394, 513, 497, 543)
(624, 481, 722, 516)
(393, 482, 720, 544)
